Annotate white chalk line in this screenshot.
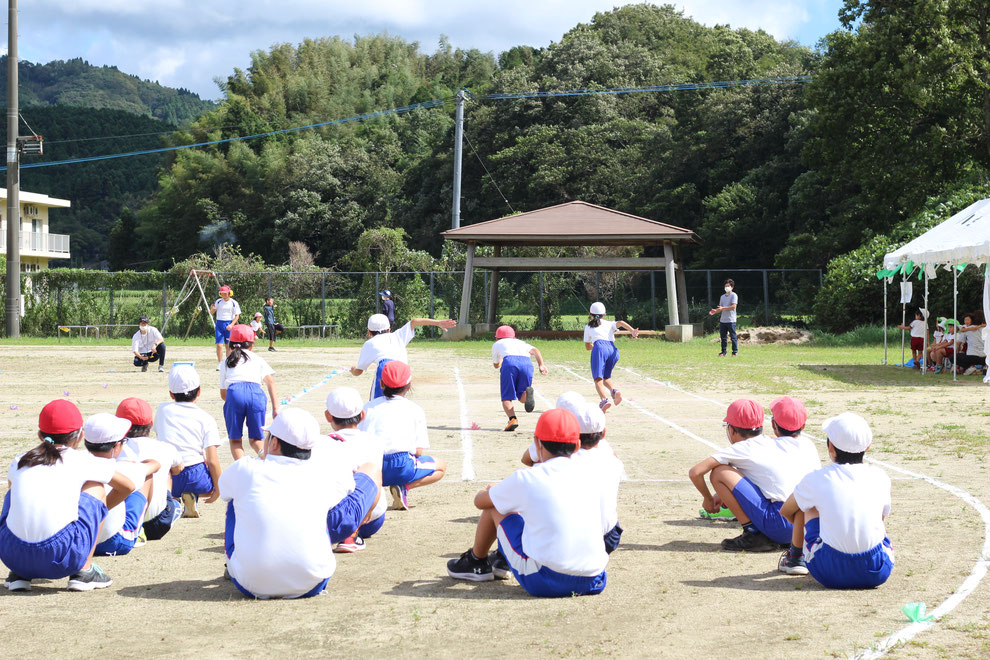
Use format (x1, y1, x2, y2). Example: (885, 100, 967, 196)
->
(452, 366, 476, 481)
(616, 365, 990, 659)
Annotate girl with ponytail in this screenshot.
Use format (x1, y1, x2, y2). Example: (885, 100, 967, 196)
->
(583, 302, 639, 412)
(219, 324, 279, 460)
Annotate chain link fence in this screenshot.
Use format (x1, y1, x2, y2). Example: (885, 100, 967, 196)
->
(0, 268, 821, 338)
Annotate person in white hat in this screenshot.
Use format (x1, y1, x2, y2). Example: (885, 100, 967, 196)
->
(780, 412, 894, 588)
(219, 407, 357, 599)
(154, 365, 223, 519)
(250, 312, 265, 338)
(583, 301, 639, 412)
(82, 413, 160, 557)
(323, 387, 386, 553)
(350, 314, 457, 400)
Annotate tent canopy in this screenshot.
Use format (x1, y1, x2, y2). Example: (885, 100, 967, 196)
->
(883, 198, 990, 270)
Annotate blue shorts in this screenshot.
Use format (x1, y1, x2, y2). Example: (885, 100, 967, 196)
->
(804, 518, 894, 589)
(0, 490, 107, 579)
(500, 356, 534, 402)
(224, 501, 329, 599)
(497, 513, 607, 598)
(224, 381, 267, 440)
(371, 358, 393, 400)
(172, 462, 214, 496)
(731, 477, 792, 545)
(382, 452, 437, 487)
(359, 513, 385, 539)
(327, 473, 380, 544)
(95, 491, 148, 556)
(590, 340, 619, 380)
(603, 522, 623, 554)
(143, 494, 182, 541)
(215, 319, 233, 344)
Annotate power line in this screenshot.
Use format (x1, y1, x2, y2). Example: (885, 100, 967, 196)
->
(463, 130, 514, 213)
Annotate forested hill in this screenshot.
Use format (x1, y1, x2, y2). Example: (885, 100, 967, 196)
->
(0, 57, 215, 124)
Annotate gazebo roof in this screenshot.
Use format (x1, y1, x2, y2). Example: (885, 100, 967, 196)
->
(441, 200, 699, 247)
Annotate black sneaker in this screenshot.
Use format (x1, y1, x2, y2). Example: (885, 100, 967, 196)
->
(524, 387, 535, 413)
(4, 571, 30, 592)
(141, 363, 148, 372)
(720, 530, 779, 553)
(268, 347, 276, 352)
(446, 549, 494, 582)
(67, 564, 113, 591)
(491, 550, 511, 580)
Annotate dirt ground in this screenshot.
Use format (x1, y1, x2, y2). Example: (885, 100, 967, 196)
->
(0, 343, 987, 659)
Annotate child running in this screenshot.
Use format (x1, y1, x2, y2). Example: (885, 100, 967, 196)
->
(220, 324, 279, 460)
(492, 325, 548, 432)
(780, 412, 894, 588)
(689, 398, 820, 553)
(156, 365, 222, 518)
(350, 314, 457, 400)
(359, 361, 445, 510)
(1, 400, 137, 592)
(583, 302, 638, 412)
(446, 408, 608, 596)
(211, 285, 241, 367)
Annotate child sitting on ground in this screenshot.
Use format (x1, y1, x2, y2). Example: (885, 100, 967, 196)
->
(155, 365, 222, 518)
(689, 397, 820, 553)
(780, 412, 894, 589)
(359, 361, 445, 510)
(447, 408, 609, 597)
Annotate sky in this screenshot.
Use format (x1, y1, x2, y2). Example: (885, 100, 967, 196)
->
(12, 1, 845, 100)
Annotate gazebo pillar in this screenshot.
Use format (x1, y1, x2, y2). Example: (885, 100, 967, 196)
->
(663, 242, 680, 325)
(458, 243, 476, 326)
(486, 245, 500, 324)
(675, 245, 689, 323)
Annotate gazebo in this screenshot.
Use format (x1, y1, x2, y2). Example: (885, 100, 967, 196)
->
(441, 200, 700, 338)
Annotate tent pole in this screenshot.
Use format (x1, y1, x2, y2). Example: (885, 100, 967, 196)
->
(922, 270, 929, 375)
(953, 267, 958, 382)
(883, 278, 888, 365)
(900, 272, 906, 367)
(983, 268, 990, 384)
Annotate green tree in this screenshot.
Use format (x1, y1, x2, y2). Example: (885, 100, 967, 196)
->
(107, 208, 138, 270)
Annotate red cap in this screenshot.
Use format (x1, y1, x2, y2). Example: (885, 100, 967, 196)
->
(229, 324, 255, 343)
(116, 397, 153, 426)
(381, 361, 412, 388)
(534, 408, 581, 445)
(495, 325, 515, 339)
(770, 396, 807, 432)
(39, 399, 84, 434)
(219, 285, 231, 293)
(723, 399, 764, 429)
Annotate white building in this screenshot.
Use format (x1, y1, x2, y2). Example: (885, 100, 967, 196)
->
(0, 188, 72, 270)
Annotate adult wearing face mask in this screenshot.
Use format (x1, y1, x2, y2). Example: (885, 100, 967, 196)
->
(709, 279, 739, 357)
(132, 316, 166, 373)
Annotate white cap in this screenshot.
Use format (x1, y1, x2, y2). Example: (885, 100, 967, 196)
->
(325, 387, 364, 419)
(590, 301, 606, 315)
(822, 412, 873, 453)
(555, 391, 606, 434)
(263, 408, 321, 450)
(367, 314, 391, 332)
(83, 413, 132, 445)
(169, 364, 201, 394)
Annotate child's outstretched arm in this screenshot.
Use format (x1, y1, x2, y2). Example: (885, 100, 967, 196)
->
(529, 347, 549, 374)
(616, 320, 639, 338)
(688, 457, 721, 513)
(203, 446, 222, 504)
(410, 318, 457, 331)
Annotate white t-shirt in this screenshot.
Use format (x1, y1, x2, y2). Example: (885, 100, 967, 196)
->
(5, 447, 116, 542)
(793, 462, 891, 554)
(214, 298, 241, 322)
(355, 322, 416, 371)
(120, 436, 182, 519)
(97, 460, 149, 543)
(154, 401, 222, 465)
(131, 326, 164, 354)
(324, 428, 387, 522)
(490, 457, 608, 576)
(219, 453, 352, 599)
(583, 320, 617, 343)
(933, 329, 944, 344)
(220, 350, 275, 389)
(574, 445, 624, 533)
(909, 319, 926, 338)
(359, 395, 429, 455)
(492, 338, 534, 364)
(963, 329, 986, 356)
(711, 435, 822, 503)
(720, 292, 738, 323)
(250, 320, 263, 334)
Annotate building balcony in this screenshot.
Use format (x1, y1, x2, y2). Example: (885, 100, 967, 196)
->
(0, 231, 71, 257)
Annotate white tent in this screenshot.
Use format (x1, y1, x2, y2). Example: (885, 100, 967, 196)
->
(881, 198, 990, 383)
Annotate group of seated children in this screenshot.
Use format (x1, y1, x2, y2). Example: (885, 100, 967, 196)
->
(446, 392, 623, 597)
(690, 397, 894, 589)
(898, 310, 987, 375)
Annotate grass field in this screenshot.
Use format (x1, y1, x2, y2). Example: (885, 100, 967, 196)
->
(0, 334, 987, 659)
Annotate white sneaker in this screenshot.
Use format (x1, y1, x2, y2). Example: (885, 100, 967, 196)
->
(964, 366, 978, 375)
(216, 362, 221, 371)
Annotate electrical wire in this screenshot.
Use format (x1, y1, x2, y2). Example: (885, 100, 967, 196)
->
(463, 130, 514, 213)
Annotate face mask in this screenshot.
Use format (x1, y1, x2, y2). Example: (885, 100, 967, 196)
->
(139, 326, 148, 334)
(724, 287, 732, 293)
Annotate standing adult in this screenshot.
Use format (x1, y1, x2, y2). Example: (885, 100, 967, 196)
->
(131, 316, 166, 373)
(380, 289, 395, 327)
(211, 285, 241, 367)
(263, 297, 279, 352)
(710, 279, 739, 357)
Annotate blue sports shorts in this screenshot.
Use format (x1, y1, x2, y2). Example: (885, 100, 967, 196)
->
(371, 358, 393, 400)
(590, 340, 619, 380)
(95, 490, 148, 556)
(499, 356, 533, 402)
(731, 477, 792, 545)
(804, 517, 894, 589)
(223, 381, 267, 440)
(215, 319, 232, 344)
(381, 452, 437, 487)
(327, 473, 380, 544)
(171, 462, 214, 496)
(603, 522, 623, 554)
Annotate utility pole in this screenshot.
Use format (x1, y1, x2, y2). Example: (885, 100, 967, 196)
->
(5, 0, 19, 337)
(451, 89, 465, 229)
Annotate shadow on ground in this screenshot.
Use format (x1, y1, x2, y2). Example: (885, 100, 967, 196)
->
(796, 364, 987, 387)
(117, 576, 240, 601)
(682, 571, 826, 592)
(386, 578, 532, 600)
